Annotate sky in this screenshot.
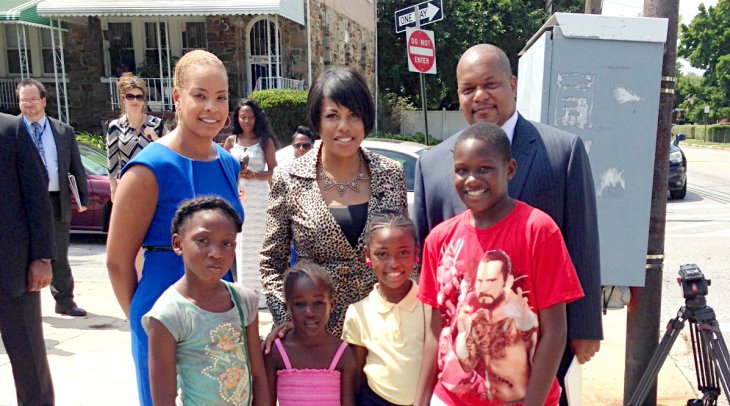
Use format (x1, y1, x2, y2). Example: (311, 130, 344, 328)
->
(601, 0, 719, 75)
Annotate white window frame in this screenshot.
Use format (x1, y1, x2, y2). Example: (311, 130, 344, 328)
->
(100, 17, 206, 77)
(40, 28, 55, 75)
(181, 21, 207, 54)
(0, 24, 68, 83)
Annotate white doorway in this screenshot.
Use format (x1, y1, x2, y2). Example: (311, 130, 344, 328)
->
(247, 16, 281, 94)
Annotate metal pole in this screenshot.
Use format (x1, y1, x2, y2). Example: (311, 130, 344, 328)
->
(156, 18, 164, 112)
(374, 0, 379, 133)
(306, 0, 312, 87)
(415, 14, 428, 145)
(50, 23, 62, 120)
(267, 19, 272, 89)
(57, 19, 69, 123)
(584, 0, 603, 14)
(164, 19, 171, 111)
(624, 1, 679, 404)
(420, 72, 429, 146)
(275, 14, 280, 81)
(18, 25, 29, 79)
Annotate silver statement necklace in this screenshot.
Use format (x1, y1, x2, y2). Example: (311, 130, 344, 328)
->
(317, 155, 370, 197)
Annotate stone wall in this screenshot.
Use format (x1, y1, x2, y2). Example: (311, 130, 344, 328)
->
(206, 16, 245, 101)
(279, 18, 308, 81)
(64, 17, 108, 132)
(309, 0, 376, 90)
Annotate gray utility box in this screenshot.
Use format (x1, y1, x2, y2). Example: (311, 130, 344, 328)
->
(516, 13, 668, 286)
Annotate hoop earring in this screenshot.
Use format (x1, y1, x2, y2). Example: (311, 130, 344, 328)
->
(224, 115, 231, 129)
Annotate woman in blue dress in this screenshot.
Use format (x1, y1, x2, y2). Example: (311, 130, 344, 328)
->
(106, 50, 245, 406)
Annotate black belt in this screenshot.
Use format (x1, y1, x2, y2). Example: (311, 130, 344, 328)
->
(144, 246, 173, 252)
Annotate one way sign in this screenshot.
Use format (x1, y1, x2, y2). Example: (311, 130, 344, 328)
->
(394, 0, 443, 33)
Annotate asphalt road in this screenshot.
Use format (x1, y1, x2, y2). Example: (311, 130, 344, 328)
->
(661, 145, 730, 404)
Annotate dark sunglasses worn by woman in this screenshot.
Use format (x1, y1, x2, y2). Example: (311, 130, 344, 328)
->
(124, 93, 145, 102)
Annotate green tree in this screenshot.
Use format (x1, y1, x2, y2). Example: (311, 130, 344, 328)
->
(678, 0, 730, 122)
(376, 0, 582, 110)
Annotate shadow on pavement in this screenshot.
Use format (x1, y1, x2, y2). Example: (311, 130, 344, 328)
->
(668, 190, 703, 204)
(70, 233, 107, 245)
(42, 314, 129, 332)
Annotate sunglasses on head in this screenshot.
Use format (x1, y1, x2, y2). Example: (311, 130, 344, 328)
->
(292, 142, 313, 150)
(124, 93, 145, 102)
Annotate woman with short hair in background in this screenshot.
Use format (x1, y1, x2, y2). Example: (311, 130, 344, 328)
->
(292, 125, 315, 159)
(106, 73, 166, 201)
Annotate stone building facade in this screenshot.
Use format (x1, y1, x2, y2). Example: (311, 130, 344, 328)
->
(0, 0, 376, 132)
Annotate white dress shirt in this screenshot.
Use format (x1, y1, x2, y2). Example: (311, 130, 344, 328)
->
(501, 110, 519, 145)
(23, 115, 60, 192)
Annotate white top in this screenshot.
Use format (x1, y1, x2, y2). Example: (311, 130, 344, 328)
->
(502, 110, 519, 145)
(230, 141, 267, 188)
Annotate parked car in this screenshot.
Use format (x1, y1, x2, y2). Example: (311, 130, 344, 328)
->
(669, 133, 687, 200)
(276, 138, 429, 216)
(71, 143, 112, 232)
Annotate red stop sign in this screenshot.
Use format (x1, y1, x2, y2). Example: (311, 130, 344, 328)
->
(407, 29, 435, 73)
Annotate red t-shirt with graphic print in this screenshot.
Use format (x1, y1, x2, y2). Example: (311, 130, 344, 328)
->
(418, 201, 584, 406)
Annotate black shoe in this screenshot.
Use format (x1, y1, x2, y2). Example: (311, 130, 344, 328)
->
(55, 305, 87, 317)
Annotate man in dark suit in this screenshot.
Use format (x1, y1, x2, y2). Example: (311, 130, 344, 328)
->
(0, 112, 56, 405)
(414, 44, 601, 403)
(17, 79, 89, 317)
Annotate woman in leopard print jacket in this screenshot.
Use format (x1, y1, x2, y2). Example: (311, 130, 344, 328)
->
(260, 68, 407, 336)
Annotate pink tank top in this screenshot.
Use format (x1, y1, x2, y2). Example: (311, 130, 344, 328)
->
(274, 338, 349, 405)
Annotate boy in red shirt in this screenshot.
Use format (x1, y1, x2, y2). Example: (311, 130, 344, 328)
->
(415, 122, 584, 406)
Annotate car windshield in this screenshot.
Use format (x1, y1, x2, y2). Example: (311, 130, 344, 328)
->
(79, 145, 109, 176)
(368, 148, 417, 192)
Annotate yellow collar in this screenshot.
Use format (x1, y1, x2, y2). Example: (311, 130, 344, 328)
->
(370, 281, 420, 314)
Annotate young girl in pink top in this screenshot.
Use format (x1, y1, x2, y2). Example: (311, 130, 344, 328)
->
(263, 260, 357, 406)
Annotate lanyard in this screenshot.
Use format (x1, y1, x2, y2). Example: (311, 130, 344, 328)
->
(23, 117, 48, 139)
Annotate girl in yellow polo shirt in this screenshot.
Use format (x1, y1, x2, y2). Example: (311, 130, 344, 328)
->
(342, 211, 430, 405)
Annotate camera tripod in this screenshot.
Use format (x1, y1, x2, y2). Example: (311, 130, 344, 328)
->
(628, 295, 730, 405)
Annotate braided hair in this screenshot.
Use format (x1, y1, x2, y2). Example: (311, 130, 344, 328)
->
(283, 259, 334, 304)
(362, 209, 417, 246)
(171, 196, 242, 235)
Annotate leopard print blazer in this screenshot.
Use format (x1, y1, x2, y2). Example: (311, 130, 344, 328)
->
(260, 142, 408, 336)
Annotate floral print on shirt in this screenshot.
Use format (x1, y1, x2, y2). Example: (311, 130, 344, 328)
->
(202, 323, 251, 405)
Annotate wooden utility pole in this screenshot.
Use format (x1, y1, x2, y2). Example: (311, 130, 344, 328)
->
(585, 0, 602, 14)
(623, 1, 679, 405)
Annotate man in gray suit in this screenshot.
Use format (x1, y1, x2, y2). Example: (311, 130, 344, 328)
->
(414, 44, 601, 403)
(0, 112, 55, 405)
(17, 79, 89, 317)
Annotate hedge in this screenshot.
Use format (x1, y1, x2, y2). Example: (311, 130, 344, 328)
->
(249, 89, 308, 147)
(76, 132, 105, 150)
(673, 124, 730, 143)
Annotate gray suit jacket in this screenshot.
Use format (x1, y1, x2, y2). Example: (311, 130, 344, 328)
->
(414, 113, 602, 340)
(0, 113, 55, 298)
(19, 115, 89, 223)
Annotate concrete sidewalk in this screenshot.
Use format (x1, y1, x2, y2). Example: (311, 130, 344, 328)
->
(0, 246, 701, 405)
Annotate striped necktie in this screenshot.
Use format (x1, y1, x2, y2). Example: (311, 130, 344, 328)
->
(31, 122, 48, 169)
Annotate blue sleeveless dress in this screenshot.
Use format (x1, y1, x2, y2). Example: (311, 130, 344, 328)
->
(120, 142, 244, 406)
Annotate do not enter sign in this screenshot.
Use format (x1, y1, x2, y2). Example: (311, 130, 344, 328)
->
(406, 28, 436, 74)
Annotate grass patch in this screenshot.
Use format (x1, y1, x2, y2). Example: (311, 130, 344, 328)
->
(682, 139, 730, 150)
